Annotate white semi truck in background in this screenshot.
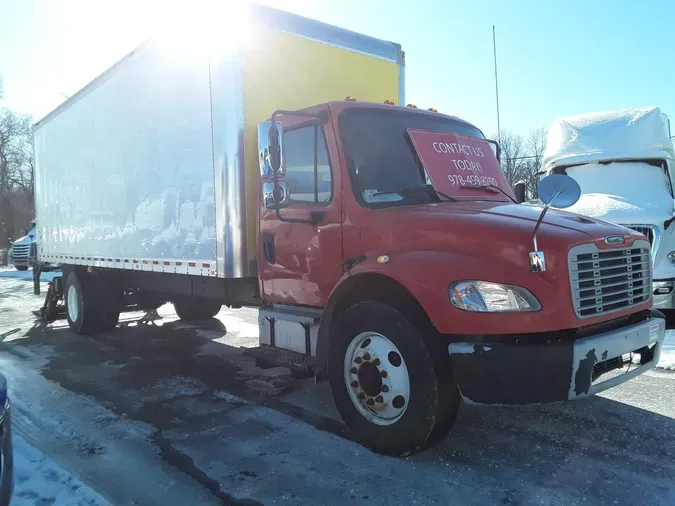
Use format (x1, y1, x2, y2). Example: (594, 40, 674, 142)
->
(544, 107, 675, 316)
(7, 220, 37, 271)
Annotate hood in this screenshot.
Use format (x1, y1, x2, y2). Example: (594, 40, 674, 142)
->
(11, 232, 35, 245)
(434, 200, 622, 237)
(359, 200, 637, 265)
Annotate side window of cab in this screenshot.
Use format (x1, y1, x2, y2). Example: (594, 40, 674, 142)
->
(283, 125, 332, 204)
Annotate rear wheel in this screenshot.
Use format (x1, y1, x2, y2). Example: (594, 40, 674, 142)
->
(327, 301, 460, 456)
(65, 270, 121, 333)
(65, 271, 99, 334)
(173, 298, 221, 322)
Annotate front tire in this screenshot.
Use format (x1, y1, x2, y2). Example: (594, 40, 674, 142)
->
(327, 301, 460, 456)
(173, 298, 221, 322)
(15, 266, 28, 271)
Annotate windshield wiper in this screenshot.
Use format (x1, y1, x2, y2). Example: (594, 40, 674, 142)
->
(373, 185, 457, 202)
(460, 184, 516, 203)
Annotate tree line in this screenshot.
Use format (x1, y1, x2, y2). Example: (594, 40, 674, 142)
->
(0, 78, 34, 264)
(496, 127, 547, 200)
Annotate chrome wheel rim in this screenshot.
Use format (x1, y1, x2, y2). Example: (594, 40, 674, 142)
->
(343, 332, 410, 426)
(67, 285, 79, 322)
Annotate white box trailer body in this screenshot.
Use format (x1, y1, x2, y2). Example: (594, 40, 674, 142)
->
(33, 3, 404, 280)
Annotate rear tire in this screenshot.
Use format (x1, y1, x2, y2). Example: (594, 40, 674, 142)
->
(15, 266, 28, 271)
(173, 298, 221, 322)
(65, 270, 120, 333)
(65, 271, 99, 334)
(327, 301, 460, 456)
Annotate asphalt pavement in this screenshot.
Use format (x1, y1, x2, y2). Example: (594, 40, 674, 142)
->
(0, 275, 674, 505)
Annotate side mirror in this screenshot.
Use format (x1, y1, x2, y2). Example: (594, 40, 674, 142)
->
(263, 181, 290, 210)
(257, 121, 284, 178)
(538, 174, 581, 208)
(513, 181, 526, 204)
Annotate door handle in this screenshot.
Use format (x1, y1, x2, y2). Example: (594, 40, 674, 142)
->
(262, 233, 275, 264)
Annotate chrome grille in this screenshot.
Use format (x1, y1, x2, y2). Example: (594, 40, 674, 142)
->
(569, 240, 652, 319)
(623, 225, 654, 245)
(621, 224, 659, 260)
(10, 244, 29, 260)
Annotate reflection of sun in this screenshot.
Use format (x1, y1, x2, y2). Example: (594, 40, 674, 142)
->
(156, 0, 252, 58)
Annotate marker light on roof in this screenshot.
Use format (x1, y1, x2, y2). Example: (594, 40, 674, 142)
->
(428, 108, 438, 112)
(406, 104, 417, 108)
(345, 96, 356, 101)
(384, 99, 395, 105)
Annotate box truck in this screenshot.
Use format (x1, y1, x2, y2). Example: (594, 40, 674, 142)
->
(33, 4, 666, 455)
(544, 108, 675, 314)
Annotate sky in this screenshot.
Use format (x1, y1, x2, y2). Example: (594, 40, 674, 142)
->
(0, 0, 673, 138)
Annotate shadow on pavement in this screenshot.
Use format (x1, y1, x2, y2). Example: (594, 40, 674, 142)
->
(1, 304, 674, 505)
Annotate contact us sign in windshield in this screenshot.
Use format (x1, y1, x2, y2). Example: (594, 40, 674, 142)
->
(407, 129, 515, 200)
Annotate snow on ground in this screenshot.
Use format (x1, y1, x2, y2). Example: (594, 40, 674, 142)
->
(13, 435, 109, 506)
(0, 267, 58, 282)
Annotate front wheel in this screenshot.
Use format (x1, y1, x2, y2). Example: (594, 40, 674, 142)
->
(15, 266, 28, 271)
(327, 301, 460, 456)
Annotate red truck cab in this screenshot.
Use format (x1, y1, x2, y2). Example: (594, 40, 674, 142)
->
(257, 100, 665, 455)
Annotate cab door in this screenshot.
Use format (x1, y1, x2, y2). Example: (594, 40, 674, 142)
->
(258, 116, 343, 307)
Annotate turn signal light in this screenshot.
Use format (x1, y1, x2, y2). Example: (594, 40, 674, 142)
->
(406, 103, 417, 108)
(428, 107, 438, 112)
(384, 99, 395, 105)
(345, 96, 356, 101)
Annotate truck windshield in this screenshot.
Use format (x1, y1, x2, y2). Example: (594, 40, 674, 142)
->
(339, 108, 501, 208)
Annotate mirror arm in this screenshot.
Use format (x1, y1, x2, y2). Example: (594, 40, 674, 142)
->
(531, 187, 563, 252)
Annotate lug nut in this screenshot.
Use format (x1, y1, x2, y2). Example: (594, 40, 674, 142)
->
(381, 370, 388, 378)
(357, 392, 365, 400)
(375, 395, 383, 403)
(381, 385, 389, 392)
(350, 367, 358, 374)
(363, 353, 371, 361)
(372, 358, 380, 366)
(350, 381, 358, 388)
(354, 357, 362, 364)
(366, 398, 375, 406)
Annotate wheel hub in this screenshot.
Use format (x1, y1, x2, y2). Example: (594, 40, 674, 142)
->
(357, 361, 383, 397)
(343, 332, 411, 426)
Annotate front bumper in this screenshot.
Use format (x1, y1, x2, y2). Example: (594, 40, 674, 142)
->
(652, 280, 675, 310)
(449, 312, 665, 405)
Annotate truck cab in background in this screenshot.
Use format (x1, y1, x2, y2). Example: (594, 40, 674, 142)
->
(543, 107, 675, 318)
(7, 220, 36, 271)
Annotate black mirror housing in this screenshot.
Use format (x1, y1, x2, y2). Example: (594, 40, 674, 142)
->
(513, 181, 526, 203)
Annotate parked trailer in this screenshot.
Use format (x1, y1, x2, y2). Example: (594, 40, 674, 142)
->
(33, 4, 666, 455)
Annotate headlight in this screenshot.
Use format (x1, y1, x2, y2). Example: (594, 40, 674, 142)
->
(448, 280, 541, 312)
(668, 251, 675, 265)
